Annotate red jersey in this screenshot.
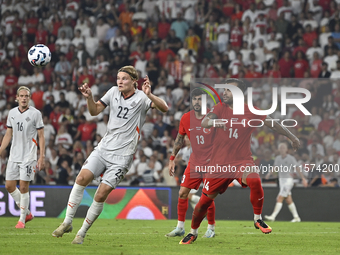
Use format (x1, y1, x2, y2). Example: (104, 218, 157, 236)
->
(178, 110, 215, 166)
(294, 59, 309, 78)
(230, 27, 243, 47)
(77, 122, 97, 141)
(35, 30, 48, 44)
(209, 103, 266, 165)
(157, 49, 175, 67)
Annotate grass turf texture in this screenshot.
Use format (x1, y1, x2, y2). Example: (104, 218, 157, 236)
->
(0, 218, 339, 255)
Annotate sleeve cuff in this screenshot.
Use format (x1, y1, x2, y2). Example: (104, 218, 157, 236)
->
(99, 100, 107, 107)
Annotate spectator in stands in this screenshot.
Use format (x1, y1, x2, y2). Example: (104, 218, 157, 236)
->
(330, 60, 340, 79)
(170, 12, 189, 42)
(55, 124, 73, 150)
(58, 18, 73, 39)
(96, 17, 110, 42)
(56, 31, 71, 54)
(3, 67, 18, 100)
(324, 48, 338, 71)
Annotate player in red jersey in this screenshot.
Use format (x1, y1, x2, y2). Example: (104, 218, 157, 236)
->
(166, 88, 216, 238)
(180, 78, 301, 244)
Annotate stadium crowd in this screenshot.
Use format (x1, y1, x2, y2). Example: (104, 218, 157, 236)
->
(0, 0, 339, 188)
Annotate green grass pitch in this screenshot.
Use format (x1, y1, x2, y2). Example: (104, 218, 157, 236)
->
(0, 218, 339, 255)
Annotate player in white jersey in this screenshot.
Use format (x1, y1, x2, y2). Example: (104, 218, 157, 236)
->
(52, 66, 168, 244)
(0, 86, 45, 228)
(265, 143, 307, 222)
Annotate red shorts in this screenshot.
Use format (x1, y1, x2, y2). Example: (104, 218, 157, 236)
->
(202, 161, 255, 195)
(180, 161, 203, 190)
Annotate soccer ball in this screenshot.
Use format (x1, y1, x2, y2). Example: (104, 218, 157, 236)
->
(27, 44, 51, 67)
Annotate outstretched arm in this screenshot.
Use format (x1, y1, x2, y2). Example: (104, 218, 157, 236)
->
(143, 75, 168, 112)
(168, 133, 185, 176)
(78, 83, 106, 116)
(201, 112, 218, 128)
(201, 112, 226, 129)
(264, 116, 300, 151)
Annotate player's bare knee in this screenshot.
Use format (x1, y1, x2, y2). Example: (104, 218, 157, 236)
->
(179, 190, 189, 199)
(76, 175, 90, 186)
(5, 183, 15, 193)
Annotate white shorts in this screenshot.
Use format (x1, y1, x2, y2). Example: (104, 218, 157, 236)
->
(5, 160, 37, 181)
(278, 178, 294, 197)
(82, 149, 133, 189)
(189, 189, 198, 194)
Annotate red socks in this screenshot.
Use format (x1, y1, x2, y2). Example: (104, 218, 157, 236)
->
(177, 198, 188, 222)
(207, 201, 216, 225)
(191, 194, 214, 229)
(246, 173, 264, 215)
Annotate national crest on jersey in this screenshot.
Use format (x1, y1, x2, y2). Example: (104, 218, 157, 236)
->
(179, 110, 215, 166)
(97, 87, 152, 157)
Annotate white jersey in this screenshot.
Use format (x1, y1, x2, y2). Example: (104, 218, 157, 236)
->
(274, 154, 298, 179)
(97, 87, 152, 158)
(6, 106, 44, 163)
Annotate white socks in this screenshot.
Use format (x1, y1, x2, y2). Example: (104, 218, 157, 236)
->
(10, 188, 31, 217)
(77, 200, 104, 237)
(19, 192, 29, 223)
(10, 188, 21, 207)
(208, 224, 215, 230)
(271, 202, 283, 218)
(288, 202, 299, 218)
(189, 195, 200, 209)
(64, 183, 86, 225)
(177, 221, 185, 229)
(254, 214, 262, 221)
(190, 228, 198, 235)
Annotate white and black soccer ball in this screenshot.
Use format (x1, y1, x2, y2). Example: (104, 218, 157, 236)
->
(27, 44, 51, 67)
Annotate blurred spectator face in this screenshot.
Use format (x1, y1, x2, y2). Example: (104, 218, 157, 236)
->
(321, 62, 328, 71)
(323, 112, 329, 120)
(298, 38, 304, 46)
(335, 24, 340, 32)
(176, 12, 183, 20)
(327, 48, 333, 56)
(258, 40, 264, 47)
(290, 15, 296, 23)
(152, 30, 158, 38)
(188, 28, 193, 36)
(327, 36, 333, 44)
(97, 18, 104, 26)
(312, 39, 318, 47)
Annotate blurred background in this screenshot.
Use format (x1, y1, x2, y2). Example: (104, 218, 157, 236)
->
(0, 0, 339, 190)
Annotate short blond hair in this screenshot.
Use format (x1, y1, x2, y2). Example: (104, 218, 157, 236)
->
(118, 65, 139, 88)
(17, 86, 31, 96)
